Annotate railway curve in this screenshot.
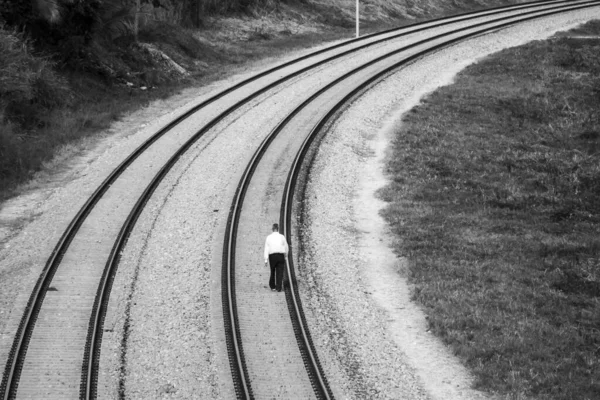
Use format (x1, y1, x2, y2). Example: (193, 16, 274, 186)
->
(1, 1, 599, 399)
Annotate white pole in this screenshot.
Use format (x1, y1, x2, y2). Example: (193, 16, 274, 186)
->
(355, 0, 359, 38)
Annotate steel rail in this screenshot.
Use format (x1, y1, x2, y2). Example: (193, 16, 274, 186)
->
(75, 1, 595, 399)
(278, 1, 600, 399)
(3, 2, 570, 395)
(224, 1, 600, 398)
(1, 3, 567, 399)
(93, 2, 600, 399)
(0, 4, 506, 398)
(0, 1, 588, 399)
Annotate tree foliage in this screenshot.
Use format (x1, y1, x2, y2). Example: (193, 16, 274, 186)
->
(1, 0, 138, 44)
(0, 26, 70, 129)
(0, 0, 142, 70)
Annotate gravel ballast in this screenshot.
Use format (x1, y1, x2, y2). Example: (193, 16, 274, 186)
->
(1, 6, 599, 399)
(297, 8, 600, 400)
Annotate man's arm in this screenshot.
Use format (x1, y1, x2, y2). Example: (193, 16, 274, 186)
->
(264, 237, 270, 264)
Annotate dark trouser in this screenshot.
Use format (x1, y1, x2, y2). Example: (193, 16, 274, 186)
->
(268, 253, 285, 291)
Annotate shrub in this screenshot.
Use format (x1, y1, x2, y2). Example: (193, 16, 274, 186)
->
(0, 26, 71, 129)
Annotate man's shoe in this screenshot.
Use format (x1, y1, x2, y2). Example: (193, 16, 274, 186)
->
(271, 288, 276, 292)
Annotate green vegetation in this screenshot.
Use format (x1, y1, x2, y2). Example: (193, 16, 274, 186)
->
(380, 20, 600, 400)
(0, 24, 197, 197)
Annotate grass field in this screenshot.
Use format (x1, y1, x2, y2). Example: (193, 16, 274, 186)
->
(379, 20, 600, 400)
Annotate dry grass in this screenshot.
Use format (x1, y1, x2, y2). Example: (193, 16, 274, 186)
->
(379, 20, 600, 400)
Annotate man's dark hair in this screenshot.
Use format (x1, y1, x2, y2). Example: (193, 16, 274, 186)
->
(272, 223, 279, 231)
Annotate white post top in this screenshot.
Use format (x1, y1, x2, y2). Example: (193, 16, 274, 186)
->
(356, 0, 360, 38)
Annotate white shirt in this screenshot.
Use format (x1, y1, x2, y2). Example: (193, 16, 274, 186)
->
(264, 231, 289, 263)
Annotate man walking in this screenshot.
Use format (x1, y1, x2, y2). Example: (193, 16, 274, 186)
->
(264, 223, 288, 292)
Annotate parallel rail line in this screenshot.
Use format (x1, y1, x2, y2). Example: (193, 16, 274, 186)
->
(223, 1, 600, 398)
(0, 7, 450, 398)
(1, 0, 597, 399)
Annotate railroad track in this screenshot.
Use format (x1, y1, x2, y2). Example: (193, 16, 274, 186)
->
(1, 1, 599, 399)
(220, 1, 600, 398)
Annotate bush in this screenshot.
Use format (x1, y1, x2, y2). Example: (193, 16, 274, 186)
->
(0, 26, 71, 129)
